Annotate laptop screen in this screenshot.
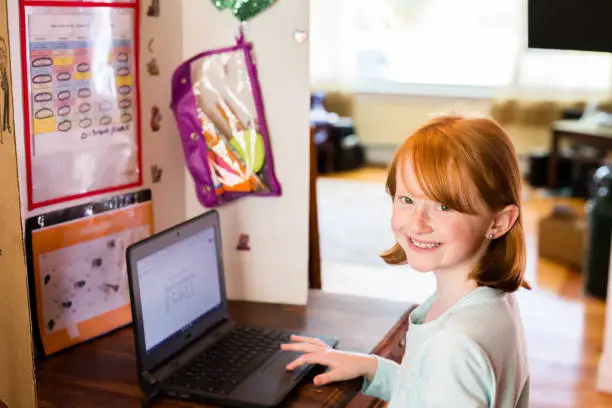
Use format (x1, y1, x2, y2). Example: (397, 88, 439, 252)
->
(135, 225, 222, 353)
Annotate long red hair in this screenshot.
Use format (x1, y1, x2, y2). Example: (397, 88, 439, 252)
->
(381, 114, 530, 292)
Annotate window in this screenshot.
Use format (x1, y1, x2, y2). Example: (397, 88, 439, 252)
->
(310, 0, 612, 96)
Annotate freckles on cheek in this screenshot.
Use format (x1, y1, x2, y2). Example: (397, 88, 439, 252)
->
(391, 208, 404, 232)
(448, 219, 484, 249)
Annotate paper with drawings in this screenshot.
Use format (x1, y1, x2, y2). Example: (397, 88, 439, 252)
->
(30, 198, 153, 355)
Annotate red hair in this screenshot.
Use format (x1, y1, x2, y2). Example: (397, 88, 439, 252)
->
(381, 114, 530, 292)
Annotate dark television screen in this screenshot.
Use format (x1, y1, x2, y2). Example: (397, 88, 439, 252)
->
(528, 0, 612, 53)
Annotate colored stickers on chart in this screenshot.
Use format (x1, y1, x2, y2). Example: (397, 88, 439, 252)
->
(27, 9, 136, 156)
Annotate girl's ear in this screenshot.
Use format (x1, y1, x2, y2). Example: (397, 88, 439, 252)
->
(488, 205, 519, 239)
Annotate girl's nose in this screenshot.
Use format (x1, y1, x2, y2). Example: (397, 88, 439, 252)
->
(407, 207, 433, 235)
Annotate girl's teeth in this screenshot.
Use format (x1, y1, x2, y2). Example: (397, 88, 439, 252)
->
(410, 238, 441, 249)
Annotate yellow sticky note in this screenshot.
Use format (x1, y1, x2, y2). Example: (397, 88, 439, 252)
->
(53, 55, 73, 66)
(73, 71, 92, 81)
(115, 75, 132, 87)
(33, 117, 56, 135)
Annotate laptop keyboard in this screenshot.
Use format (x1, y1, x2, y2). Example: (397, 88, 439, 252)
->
(165, 325, 292, 395)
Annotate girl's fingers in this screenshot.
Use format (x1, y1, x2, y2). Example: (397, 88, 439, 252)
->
(289, 335, 328, 347)
(285, 352, 329, 371)
(280, 342, 323, 354)
(313, 370, 337, 386)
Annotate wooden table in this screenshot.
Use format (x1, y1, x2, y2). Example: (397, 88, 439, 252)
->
(548, 120, 612, 189)
(35, 290, 416, 408)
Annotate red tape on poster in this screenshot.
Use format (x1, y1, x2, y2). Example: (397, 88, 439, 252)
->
(19, 0, 142, 210)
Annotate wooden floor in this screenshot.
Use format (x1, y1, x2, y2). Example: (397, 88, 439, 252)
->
(322, 166, 612, 408)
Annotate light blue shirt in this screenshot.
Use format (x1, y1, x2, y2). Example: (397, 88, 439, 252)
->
(362, 286, 529, 407)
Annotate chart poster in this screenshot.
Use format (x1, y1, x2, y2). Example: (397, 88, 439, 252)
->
(20, 1, 142, 209)
(25, 189, 152, 356)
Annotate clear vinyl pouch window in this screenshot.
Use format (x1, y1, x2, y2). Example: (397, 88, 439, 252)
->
(22, 3, 141, 209)
(171, 34, 281, 208)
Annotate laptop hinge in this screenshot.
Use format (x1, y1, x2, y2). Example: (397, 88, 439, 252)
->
(143, 371, 157, 385)
(141, 371, 160, 408)
(141, 387, 161, 408)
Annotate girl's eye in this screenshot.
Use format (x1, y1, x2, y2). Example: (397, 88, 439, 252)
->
(437, 204, 451, 212)
(398, 196, 413, 205)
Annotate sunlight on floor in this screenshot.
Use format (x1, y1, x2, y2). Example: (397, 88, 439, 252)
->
(322, 261, 436, 304)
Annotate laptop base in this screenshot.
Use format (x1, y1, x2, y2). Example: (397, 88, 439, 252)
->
(160, 328, 338, 407)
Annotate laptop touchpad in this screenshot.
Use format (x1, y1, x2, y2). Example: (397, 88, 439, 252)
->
(259, 351, 309, 378)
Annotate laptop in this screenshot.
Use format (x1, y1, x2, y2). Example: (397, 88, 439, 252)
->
(126, 210, 338, 407)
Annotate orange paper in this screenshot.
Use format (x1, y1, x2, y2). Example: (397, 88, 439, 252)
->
(31, 201, 153, 355)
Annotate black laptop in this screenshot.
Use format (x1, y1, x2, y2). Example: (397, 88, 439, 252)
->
(126, 210, 338, 407)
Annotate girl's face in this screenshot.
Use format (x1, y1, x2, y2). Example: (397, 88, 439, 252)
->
(391, 162, 493, 275)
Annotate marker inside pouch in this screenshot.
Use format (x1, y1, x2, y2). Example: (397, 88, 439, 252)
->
(34, 108, 53, 120)
(33, 74, 52, 84)
(31, 57, 52, 68)
(79, 118, 92, 129)
(57, 105, 71, 116)
(34, 92, 52, 103)
(119, 99, 131, 109)
(56, 72, 71, 82)
(99, 116, 112, 126)
(78, 88, 92, 98)
(118, 85, 132, 96)
(57, 120, 72, 132)
(77, 63, 90, 72)
(57, 90, 71, 101)
(79, 103, 91, 114)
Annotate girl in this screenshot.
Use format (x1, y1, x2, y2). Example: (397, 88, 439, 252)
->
(282, 114, 530, 407)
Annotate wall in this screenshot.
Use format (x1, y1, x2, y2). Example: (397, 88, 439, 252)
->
(0, 118, 36, 408)
(9, 0, 310, 325)
(138, 0, 187, 232)
(11, 1, 187, 232)
(182, 0, 311, 304)
(5, 0, 188, 402)
(0, 0, 310, 404)
(337, 93, 552, 164)
(0, 0, 36, 404)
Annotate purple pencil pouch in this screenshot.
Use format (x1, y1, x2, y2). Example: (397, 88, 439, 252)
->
(170, 33, 282, 207)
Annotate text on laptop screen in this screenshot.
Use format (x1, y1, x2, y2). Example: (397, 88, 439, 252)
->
(136, 226, 222, 352)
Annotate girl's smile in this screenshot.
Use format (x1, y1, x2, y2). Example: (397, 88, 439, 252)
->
(406, 236, 443, 251)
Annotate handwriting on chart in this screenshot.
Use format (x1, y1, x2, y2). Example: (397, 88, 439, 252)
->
(80, 123, 131, 140)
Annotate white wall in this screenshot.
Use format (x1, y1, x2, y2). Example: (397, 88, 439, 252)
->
(138, 0, 188, 231)
(11, 0, 188, 231)
(352, 93, 552, 164)
(181, 0, 311, 305)
(9, 0, 310, 305)
(1, 0, 310, 404)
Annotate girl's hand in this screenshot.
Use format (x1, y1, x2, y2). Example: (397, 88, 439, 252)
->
(280, 335, 378, 386)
